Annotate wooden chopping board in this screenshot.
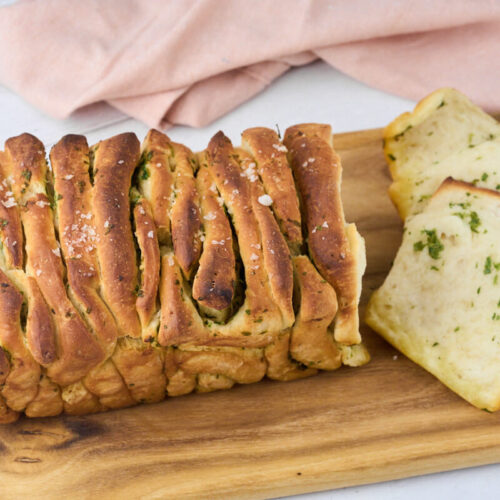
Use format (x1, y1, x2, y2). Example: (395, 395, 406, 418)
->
(1, 128, 499, 500)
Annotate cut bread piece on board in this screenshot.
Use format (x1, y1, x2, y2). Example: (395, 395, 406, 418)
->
(384, 87, 500, 219)
(366, 178, 500, 411)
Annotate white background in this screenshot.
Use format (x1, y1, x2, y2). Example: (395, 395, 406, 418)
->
(1, 41, 499, 499)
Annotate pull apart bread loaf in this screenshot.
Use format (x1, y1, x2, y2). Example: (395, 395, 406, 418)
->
(367, 88, 500, 411)
(0, 124, 368, 422)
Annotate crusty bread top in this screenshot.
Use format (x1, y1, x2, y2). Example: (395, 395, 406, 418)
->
(284, 124, 362, 345)
(50, 134, 120, 358)
(0, 123, 368, 422)
(241, 127, 302, 252)
(92, 133, 142, 338)
(192, 162, 236, 315)
(4, 134, 105, 386)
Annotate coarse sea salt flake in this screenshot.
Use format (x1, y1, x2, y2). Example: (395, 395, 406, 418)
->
(257, 194, 273, 206)
(272, 144, 287, 153)
(1, 198, 16, 208)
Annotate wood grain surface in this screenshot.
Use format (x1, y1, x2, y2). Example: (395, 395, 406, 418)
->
(1, 128, 499, 500)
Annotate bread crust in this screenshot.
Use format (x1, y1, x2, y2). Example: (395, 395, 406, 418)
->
(192, 161, 236, 315)
(4, 135, 104, 386)
(241, 127, 302, 251)
(284, 124, 362, 345)
(0, 123, 367, 421)
(92, 133, 142, 338)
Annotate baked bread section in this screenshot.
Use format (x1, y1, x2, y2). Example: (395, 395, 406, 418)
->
(367, 179, 500, 411)
(384, 87, 500, 219)
(0, 124, 368, 422)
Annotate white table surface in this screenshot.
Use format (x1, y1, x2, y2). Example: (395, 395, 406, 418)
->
(1, 58, 499, 499)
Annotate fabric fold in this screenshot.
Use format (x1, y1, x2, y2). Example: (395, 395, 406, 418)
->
(0, 0, 498, 128)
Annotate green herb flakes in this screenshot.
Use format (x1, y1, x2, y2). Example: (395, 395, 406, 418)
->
(413, 229, 444, 260)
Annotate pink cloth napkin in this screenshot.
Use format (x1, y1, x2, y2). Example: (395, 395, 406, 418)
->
(0, 0, 499, 129)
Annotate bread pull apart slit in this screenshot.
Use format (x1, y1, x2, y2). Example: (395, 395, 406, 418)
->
(192, 155, 236, 323)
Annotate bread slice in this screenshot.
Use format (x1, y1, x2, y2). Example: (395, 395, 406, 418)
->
(366, 178, 500, 411)
(384, 88, 500, 219)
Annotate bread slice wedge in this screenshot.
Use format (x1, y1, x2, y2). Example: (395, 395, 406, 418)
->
(385, 88, 500, 219)
(366, 178, 500, 411)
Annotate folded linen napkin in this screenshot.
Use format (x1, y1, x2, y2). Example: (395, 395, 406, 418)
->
(0, 0, 498, 128)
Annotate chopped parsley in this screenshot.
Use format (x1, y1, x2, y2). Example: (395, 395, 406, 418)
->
(388, 153, 396, 162)
(481, 172, 489, 182)
(413, 229, 444, 260)
(394, 124, 412, 141)
(141, 167, 150, 180)
(484, 256, 493, 275)
(451, 202, 481, 233)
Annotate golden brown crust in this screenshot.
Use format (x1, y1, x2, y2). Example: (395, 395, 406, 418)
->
(284, 124, 361, 344)
(4, 133, 47, 203)
(0, 124, 366, 421)
(0, 269, 40, 411)
(111, 337, 165, 404)
(173, 347, 267, 385)
(5, 135, 104, 386)
(192, 162, 235, 315)
(92, 133, 142, 337)
(62, 381, 102, 415)
(84, 361, 135, 410)
(24, 276, 57, 365)
(134, 199, 160, 341)
(0, 395, 19, 423)
(25, 375, 63, 418)
(51, 135, 118, 356)
(238, 148, 294, 329)
(204, 132, 282, 342)
(158, 252, 207, 346)
(170, 142, 202, 278)
(290, 256, 341, 370)
(0, 174, 23, 270)
(241, 127, 302, 251)
(0, 347, 10, 384)
(139, 129, 175, 245)
(265, 332, 318, 381)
